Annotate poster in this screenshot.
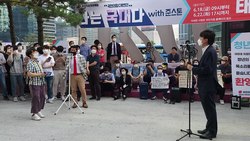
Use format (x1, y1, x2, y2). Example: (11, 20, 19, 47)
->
(81, 0, 250, 28)
(179, 70, 192, 88)
(151, 77, 169, 89)
(231, 32, 250, 98)
(217, 70, 224, 88)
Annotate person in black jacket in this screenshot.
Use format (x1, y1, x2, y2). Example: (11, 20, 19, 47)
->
(115, 68, 132, 100)
(106, 35, 121, 69)
(187, 29, 218, 139)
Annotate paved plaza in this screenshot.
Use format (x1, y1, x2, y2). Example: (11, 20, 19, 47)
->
(0, 97, 249, 141)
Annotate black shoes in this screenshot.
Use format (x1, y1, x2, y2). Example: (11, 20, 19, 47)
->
(96, 97, 101, 101)
(199, 131, 216, 139)
(89, 97, 96, 100)
(197, 129, 208, 134)
(3, 96, 10, 101)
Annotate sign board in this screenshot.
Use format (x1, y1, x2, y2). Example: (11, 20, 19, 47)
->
(81, 0, 250, 28)
(151, 77, 169, 89)
(231, 32, 250, 98)
(179, 70, 192, 88)
(217, 70, 224, 88)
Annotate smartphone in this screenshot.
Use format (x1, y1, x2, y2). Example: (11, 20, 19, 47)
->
(46, 57, 51, 62)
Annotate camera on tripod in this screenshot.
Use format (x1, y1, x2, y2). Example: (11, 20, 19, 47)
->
(180, 40, 198, 60)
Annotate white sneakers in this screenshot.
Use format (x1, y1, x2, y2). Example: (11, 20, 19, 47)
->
(220, 99, 225, 105)
(37, 112, 45, 118)
(47, 98, 54, 104)
(13, 96, 26, 102)
(31, 114, 41, 121)
(61, 96, 65, 101)
(31, 111, 45, 121)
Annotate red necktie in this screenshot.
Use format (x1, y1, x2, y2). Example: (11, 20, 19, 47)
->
(73, 56, 77, 75)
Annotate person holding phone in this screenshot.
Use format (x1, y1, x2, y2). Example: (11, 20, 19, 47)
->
(38, 45, 55, 103)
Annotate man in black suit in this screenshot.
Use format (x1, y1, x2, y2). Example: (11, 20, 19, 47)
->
(106, 34, 121, 68)
(187, 30, 218, 139)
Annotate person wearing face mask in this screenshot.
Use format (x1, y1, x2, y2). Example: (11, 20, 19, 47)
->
(38, 45, 55, 103)
(16, 43, 24, 56)
(96, 42, 105, 68)
(87, 45, 101, 101)
(52, 46, 66, 101)
(187, 30, 218, 139)
(99, 67, 115, 97)
(64, 45, 88, 108)
(175, 59, 188, 79)
(151, 65, 170, 102)
(107, 34, 121, 69)
(7, 46, 26, 102)
(4, 45, 13, 97)
(26, 48, 46, 121)
(50, 46, 57, 55)
(79, 37, 90, 59)
(129, 62, 143, 89)
(0, 48, 9, 100)
(143, 59, 157, 85)
(116, 68, 131, 100)
(217, 56, 232, 105)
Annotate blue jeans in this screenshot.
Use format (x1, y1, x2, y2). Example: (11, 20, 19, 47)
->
(10, 74, 24, 97)
(45, 76, 53, 99)
(0, 69, 7, 96)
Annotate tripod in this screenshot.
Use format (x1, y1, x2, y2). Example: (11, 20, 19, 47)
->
(176, 52, 210, 141)
(54, 55, 84, 115)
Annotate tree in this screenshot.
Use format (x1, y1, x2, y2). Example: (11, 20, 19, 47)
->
(23, 0, 86, 46)
(0, 1, 17, 46)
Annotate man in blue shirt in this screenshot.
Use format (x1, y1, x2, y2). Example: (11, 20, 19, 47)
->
(80, 37, 90, 59)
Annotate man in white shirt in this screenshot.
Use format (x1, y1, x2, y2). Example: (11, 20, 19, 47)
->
(38, 45, 55, 103)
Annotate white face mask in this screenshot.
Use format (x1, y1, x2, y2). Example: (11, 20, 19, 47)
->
(98, 45, 102, 49)
(14, 50, 19, 54)
(122, 71, 126, 75)
(18, 46, 22, 51)
(51, 50, 56, 54)
(112, 38, 116, 42)
(43, 49, 49, 55)
(197, 39, 203, 47)
(33, 52, 39, 59)
(134, 64, 139, 68)
(193, 63, 199, 66)
(227, 51, 231, 54)
(221, 61, 225, 65)
(116, 64, 120, 67)
(180, 62, 184, 66)
(91, 49, 97, 54)
(158, 70, 163, 74)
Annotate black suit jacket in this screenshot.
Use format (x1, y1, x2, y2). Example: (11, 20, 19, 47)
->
(192, 45, 218, 93)
(120, 75, 132, 88)
(107, 42, 121, 61)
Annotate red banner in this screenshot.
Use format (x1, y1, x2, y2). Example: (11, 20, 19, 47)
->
(183, 0, 250, 24)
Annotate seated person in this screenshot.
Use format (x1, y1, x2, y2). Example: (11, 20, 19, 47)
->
(115, 68, 132, 100)
(217, 56, 232, 105)
(129, 62, 143, 89)
(175, 59, 188, 76)
(99, 67, 116, 97)
(151, 65, 170, 103)
(143, 59, 156, 85)
(112, 60, 121, 85)
(168, 47, 180, 63)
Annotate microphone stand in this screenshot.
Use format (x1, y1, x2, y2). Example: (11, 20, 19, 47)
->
(54, 54, 84, 115)
(176, 48, 210, 141)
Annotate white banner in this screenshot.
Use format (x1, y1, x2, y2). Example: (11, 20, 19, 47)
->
(231, 32, 250, 98)
(179, 70, 192, 88)
(151, 77, 169, 89)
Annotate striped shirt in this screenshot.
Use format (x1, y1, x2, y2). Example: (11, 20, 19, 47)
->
(26, 59, 46, 86)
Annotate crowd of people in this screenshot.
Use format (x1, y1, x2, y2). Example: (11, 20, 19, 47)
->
(0, 33, 232, 121)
